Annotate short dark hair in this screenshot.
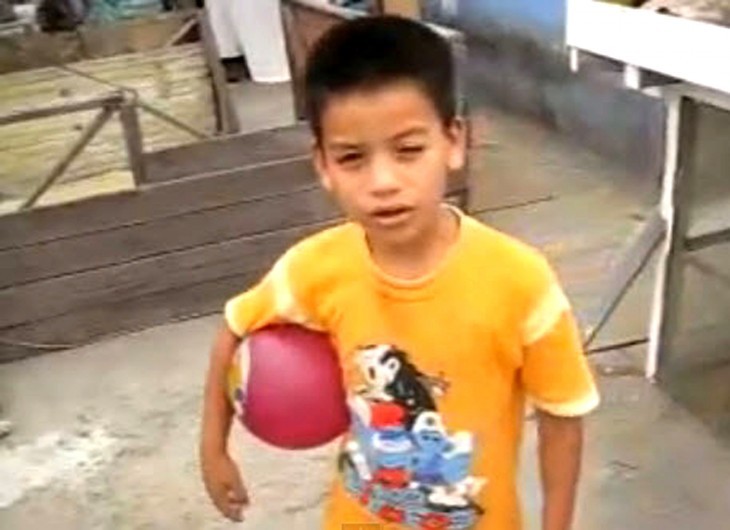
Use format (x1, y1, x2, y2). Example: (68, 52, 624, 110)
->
(304, 15, 456, 141)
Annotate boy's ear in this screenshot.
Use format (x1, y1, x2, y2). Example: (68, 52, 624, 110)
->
(312, 142, 333, 192)
(446, 117, 467, 172)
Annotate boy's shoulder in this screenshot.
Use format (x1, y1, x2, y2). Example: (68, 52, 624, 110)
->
(462, 214, 550, 272)
(287, 221, 360, 260)
(277, 221, 362, 283)
(461, 214, 559, 298)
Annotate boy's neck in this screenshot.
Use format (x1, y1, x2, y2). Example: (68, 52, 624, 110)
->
(366, 206, 460, 282)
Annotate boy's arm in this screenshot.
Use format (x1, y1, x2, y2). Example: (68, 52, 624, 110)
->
(200, 243, 319, 520)
(537, 411, 583, 530)
(520, 258, 599, 530)
(200, 324, 249, 521)
(201, 324, 239, 457)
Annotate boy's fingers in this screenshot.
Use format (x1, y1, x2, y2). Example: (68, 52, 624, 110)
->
(227, 489, 248, 505)
(215, 491, 244, 522)
(225, 502, 244, 522)
(227, 472, 249, 505)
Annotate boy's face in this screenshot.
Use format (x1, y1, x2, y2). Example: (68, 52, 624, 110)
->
(314, 81, 465, 248)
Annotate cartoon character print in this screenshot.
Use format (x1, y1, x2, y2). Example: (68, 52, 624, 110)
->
(340, 344, 487, 530)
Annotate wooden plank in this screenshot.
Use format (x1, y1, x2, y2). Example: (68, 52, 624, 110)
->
(0, 186, 337, 289)
(143, 124, 311, 183)
(0, 216, 332, 329)
(0, 151, 466, 252)
(1, 171, 466, 290)
(0, 157, 317, 249)
(0, 218, 327, 360)
(0, 274, 253, 362)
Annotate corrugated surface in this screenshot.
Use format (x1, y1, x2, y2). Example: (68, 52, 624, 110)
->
(0, 43, 215, 199)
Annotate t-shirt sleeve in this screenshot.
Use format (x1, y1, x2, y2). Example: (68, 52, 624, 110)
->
(519, 258, 600, 417)
(224, 245, 319, 337)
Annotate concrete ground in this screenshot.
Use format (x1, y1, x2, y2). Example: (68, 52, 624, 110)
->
(2, 82, 730, 529)
(2, 318, 730, 530)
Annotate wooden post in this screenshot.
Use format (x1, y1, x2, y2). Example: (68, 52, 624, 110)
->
(280, 2, 307, 121)
(646, 96, 698, 380)
(119, 98, 147, 186)
(197, 9, 240, 135)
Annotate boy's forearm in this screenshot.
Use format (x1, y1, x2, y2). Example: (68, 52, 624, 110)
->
(201, 324, 240, 456)
(537, 411, 583, 530)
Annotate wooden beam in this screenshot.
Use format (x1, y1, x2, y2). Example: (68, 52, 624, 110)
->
(163, 17, 198, 48)
(583, 209, 665, 348)
(20, 106, 115, 210)
(137, 99, 210, 140)
(685, 226, 730, 252)
(0, 93, 123, 127)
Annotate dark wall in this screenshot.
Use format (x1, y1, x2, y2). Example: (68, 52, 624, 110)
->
(457, 0, 665, 178)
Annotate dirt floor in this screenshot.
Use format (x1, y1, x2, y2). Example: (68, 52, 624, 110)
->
(2, 86, 729, 529)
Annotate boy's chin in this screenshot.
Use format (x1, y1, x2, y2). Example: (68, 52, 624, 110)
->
(361, 221, 423, 249)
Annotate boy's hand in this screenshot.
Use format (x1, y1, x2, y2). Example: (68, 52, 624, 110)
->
(201, 451, 250, 521)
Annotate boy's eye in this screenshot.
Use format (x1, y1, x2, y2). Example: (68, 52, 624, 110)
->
(397, 145, 425, 156)
(336, 152, 364, 165)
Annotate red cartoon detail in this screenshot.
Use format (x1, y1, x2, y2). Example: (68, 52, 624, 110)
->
(372, 467, 411, 489)
(378, 504, 405, 523)
(419, 512, 451, 529)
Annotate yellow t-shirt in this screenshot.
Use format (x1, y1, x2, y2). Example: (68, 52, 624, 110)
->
(224, 210, 600, 530)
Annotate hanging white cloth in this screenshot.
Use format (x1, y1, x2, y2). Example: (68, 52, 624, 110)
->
(206, 0, 291, 83)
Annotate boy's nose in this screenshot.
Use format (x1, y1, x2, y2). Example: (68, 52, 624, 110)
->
(369, 156, 400, 196)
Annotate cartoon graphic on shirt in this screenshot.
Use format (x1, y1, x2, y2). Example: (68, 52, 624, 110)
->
(339, 344, 487, 530)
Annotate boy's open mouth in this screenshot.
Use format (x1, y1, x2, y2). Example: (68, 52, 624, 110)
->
(370, 206, 414, 226)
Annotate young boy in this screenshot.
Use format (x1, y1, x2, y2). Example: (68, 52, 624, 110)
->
(200, 15, 599, 530)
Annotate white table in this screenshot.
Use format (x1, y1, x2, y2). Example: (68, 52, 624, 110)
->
(565, 0, 730, 380)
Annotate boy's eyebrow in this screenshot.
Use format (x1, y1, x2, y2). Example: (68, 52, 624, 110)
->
(326, 126, 429, 150)
(391, 126, 429, 140)
(327, 140, 362, 150)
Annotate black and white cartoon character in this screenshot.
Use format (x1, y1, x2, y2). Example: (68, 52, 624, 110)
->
(355, 344, 447, 428)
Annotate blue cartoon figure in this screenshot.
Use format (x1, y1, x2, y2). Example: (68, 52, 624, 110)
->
(411, 411, 486, 508)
